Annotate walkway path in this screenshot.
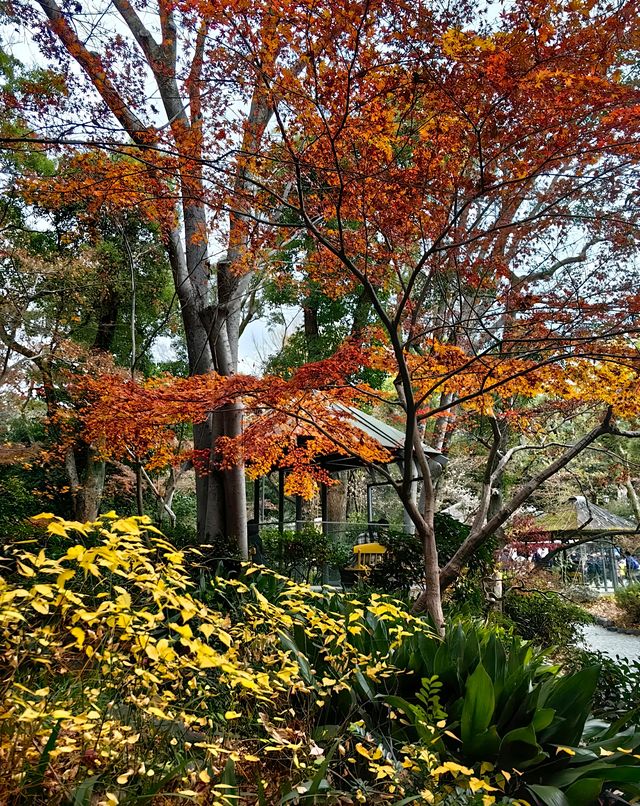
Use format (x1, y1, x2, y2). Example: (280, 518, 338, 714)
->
(582, 623, 640, 660)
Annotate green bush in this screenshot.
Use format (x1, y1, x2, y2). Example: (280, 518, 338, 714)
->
(385, 621, 640, 805)
(268, 602, 640, 806)
(365, 513, 497, 605)
(615, 582, 640, 625)
(261, 525, 334, 582)
(502, 589, 592, 648)
(0, 463, 70, 541)
(570, 647, 640, 721)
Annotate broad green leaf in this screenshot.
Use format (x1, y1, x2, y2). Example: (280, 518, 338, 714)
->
(564, 778, 603, 806)
(539, 666, 599, 746)
(498, 724, 546, 769)
(461, 663, 495, 744)
(532, 707, 556, 733)
(526, 784, 570, 806)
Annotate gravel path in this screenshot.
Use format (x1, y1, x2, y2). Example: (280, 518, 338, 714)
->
(582, 623, 640, 660)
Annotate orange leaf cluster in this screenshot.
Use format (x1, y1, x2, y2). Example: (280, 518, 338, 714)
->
(70, 335, 640, 498)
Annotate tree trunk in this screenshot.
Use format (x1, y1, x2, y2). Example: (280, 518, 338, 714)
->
(413, 520, 445, 632)
(626, 479, 640, 523)
(66, 446, 106, 521)
(136, 463, 144, 516)
(195, 417, 225, 544)
(222, 403, 248, 559)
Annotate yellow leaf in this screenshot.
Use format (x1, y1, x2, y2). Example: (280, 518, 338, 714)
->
(17, 561, 35, 578)
(115, 591, 131, 610)
(224, 710, 242, 720)
(355, 742, 371, 759)
(218, 629, 232, 647)
(70, 627, 85, 648)
(47, 522, 69, 538)
(198, 769, 211, 783)
(199, 623, 215, 639)
(170, 623, 193, 640)
(31, 599, 49, 614)
(56, 570, 75, 587)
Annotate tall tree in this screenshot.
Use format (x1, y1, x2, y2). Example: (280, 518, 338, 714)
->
(8, 0, 297, 551)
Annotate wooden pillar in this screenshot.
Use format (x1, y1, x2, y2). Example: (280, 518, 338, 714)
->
(610, 545, 619, 590)
(278, 469, 285, 534)
(253, 476, 262, 524)
(295, 494, 303, 532)
(320, 483, 328, 536)
(320, 483, 329, 584)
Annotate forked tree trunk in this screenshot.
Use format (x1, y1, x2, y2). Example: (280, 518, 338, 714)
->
(34, 0, 254, 555)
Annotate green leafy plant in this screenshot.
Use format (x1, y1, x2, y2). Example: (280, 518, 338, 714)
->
(501, 590, 592, 648)
(383, 622, 640, 805)
(261, 526, 330, 582)
(615, 582, 640, 625)
(364, 514, 496, 602)
(570, 646, 640, 721)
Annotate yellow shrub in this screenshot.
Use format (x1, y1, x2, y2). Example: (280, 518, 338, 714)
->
(1, 513, 454, 804)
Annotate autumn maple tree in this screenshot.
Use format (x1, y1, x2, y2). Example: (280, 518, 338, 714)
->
(224, 0, 640, 622)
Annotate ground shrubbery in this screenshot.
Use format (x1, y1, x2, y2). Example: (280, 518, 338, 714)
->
(570, 647, 640, 722)
(362, 514, 496, 609)
(501, 589, 593, 649)
(615, 583, 640, 625)
(261, 525, 336, 581)
(1, 515, 640, 805)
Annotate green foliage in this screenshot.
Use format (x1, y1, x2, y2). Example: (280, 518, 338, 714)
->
(365, 528, 424, 593)
(261, 525, 336, 582)
(382, 621, 640, 806)
(364, 514, 495, 604)
(570, 647, 640, 722)
(614, 582, 640, 625)
(501, 590, 593, 648)
(0, 458, 71, 542)
(157, 491, 198, 546)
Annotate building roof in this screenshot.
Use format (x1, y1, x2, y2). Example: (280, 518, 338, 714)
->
(309, 404, 447, 475)
(537, 496, 638, 534)
(338, 404, 443, 456)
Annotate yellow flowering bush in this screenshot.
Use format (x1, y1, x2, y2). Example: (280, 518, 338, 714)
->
(1, 513, 518, 804)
